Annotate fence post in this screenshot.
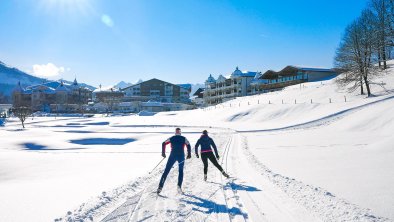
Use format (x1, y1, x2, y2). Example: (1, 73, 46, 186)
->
(311, 99, 312, 104)
(269, 100, 271, 104)
(295, 99, 297, 104)
(329, 98, 332, 103)
(258, 100, 259, 104)
(344, 96, 347, 102)
(248, 102, 250, 105)
(282, 99, 283, 104)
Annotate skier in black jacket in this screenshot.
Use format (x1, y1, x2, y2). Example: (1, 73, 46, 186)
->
(195, 130, 229, 181)
(157, 128, 191, 194)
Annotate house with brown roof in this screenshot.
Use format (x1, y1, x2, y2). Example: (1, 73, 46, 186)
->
(121, 78, 191, 103)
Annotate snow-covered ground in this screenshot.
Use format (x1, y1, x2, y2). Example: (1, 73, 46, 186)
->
(1, 63, 394, 221)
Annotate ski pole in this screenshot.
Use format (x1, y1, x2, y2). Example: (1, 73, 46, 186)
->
(149, 157, 166, 174)
(151, 155, 190, 174)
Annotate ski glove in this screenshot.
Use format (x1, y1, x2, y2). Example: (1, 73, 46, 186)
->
(187, 153, 191, 159)
(216, 154, 220, 160)
(162, 153, 166, 158)
(196, 154, 199, 158)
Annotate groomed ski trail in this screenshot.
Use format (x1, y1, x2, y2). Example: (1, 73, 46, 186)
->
(58, 129, 389, 222)
(57, 93, 394, 222)
(96, 131, 249, 222)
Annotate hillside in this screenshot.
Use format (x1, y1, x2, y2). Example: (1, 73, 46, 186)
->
(0, 61, 96, 98)
(0, 61, 45, 96)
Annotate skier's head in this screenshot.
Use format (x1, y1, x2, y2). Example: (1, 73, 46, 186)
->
(175, 127, 181, 135)
(202, 130, 208, 135)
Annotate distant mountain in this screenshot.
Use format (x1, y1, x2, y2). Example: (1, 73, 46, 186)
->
(0, 61, 45, 96)
(0, 61, 44, 103)
(114, 79, 145, 89)
(115, 81, 133, 89)
(0, 61, 96, 99)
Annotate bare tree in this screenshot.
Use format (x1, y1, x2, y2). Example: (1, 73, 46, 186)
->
(10, 106, 32, 128)
(388, 0, 394, 49)
(370, 0, 393, 69)
(335, 10, 378, 96)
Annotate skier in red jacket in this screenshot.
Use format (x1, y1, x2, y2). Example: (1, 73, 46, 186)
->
(157, 128, 191, 194)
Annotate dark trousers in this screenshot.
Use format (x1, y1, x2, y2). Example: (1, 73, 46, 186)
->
(201, 152, 223, 175)
(158, 154, 185, 188)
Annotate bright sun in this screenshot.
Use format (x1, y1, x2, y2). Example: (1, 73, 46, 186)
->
(38, 0, 95, 17)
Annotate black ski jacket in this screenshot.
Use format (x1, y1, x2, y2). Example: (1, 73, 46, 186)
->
(195, 135, 219, 156)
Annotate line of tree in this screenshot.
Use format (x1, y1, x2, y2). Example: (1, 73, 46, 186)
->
(335, 0, 394, 96)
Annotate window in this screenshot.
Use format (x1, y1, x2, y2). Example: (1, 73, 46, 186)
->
(150, 90, 160, 97)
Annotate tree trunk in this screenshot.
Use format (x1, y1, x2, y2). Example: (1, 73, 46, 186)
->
(360, 75, 364, 95)
(382, 42, 387, 69)
(363, 75, 372, 96)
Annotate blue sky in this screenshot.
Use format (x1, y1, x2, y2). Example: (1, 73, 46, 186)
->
(0, 0, 368, 87)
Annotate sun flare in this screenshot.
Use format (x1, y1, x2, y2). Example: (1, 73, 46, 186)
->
(38, 0, 95, 17)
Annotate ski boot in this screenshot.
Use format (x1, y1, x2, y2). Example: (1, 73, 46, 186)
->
(177, 186, 183, 194)
(204, 174, 207, 181)
(222, 171, 230, 178)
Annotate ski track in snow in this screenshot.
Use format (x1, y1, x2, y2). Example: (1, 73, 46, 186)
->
(55, 94, 394, 222)
(238, 135, 389, 222)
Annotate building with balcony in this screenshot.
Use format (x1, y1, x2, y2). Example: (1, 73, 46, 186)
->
(250, 66, 337, 94)
(203, 67, 257, 105)
(122, 78, 191, 103)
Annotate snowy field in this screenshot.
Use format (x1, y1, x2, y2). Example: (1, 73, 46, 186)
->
(1, 64, 394, 221)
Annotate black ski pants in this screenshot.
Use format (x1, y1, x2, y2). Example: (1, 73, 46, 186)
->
(201, 152, 223, 174)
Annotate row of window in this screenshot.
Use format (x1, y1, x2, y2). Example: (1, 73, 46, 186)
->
(267, 75, 306, 84)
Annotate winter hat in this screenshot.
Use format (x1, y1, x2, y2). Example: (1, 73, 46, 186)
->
(203, 130, 208, 135)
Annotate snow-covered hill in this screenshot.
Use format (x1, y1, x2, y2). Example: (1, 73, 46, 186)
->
(1, 62, 394, 222)
(0, 61, 96, 96)
(0, 61, 45, 95)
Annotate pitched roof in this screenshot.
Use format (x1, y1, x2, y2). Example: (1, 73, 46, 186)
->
(193, 88, 204, 96)
(260, 66, 336, 80)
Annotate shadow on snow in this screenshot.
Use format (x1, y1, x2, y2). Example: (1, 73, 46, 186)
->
(69, 138, 135, 145)
(208, 180, 262, 192)
(182, 193, 244, 217)
(22, 143, 86, 151)
(182, 180, 260, 217)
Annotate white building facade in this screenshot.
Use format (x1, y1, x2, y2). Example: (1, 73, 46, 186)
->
(203, 67, 258, 105)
